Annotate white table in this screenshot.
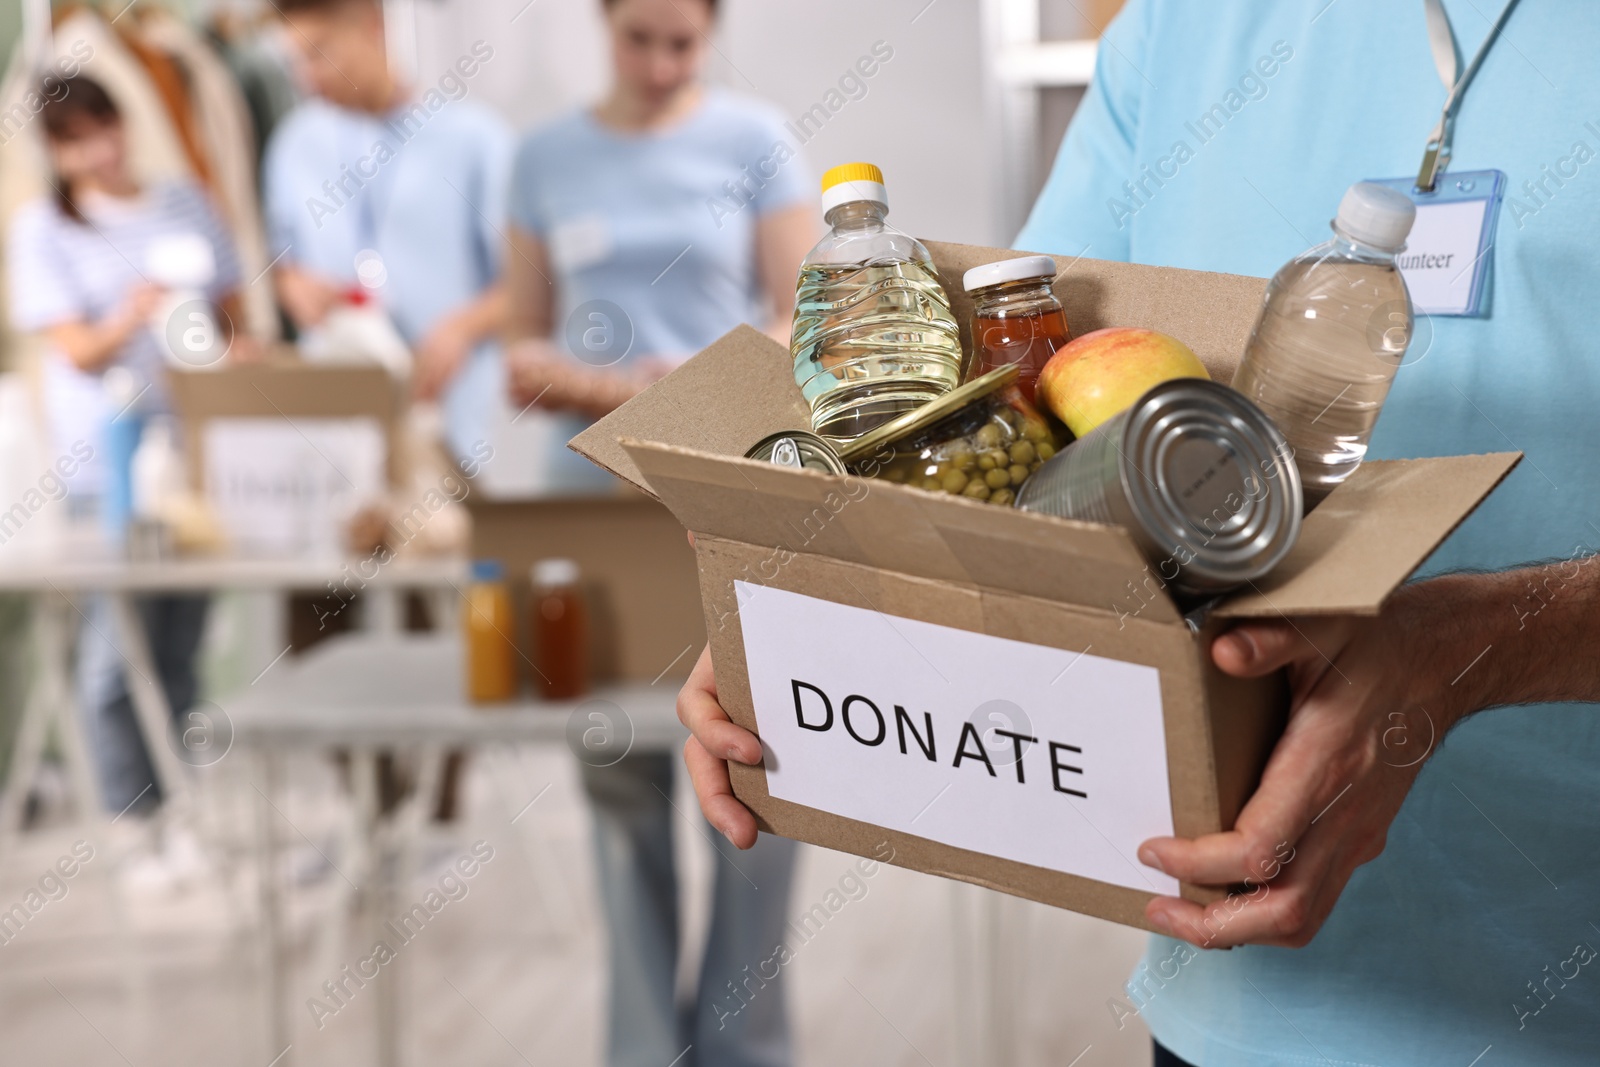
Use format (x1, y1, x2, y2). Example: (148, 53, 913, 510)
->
(0, 550, 467, 844)
(225, 631, 686, 1067)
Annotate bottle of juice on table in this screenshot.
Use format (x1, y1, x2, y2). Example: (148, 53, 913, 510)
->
(463, 559, 517, 704)
(964, 255, 1070, 407)
(790, 162, 964, 443)
(532, 558, 589, 701)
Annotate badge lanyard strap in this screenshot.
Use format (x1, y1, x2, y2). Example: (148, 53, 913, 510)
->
(1416, 0, 1523, 192)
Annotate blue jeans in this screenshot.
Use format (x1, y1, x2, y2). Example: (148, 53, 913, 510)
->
(75, 594, 208, 814)
(581, 753, 798, 1067)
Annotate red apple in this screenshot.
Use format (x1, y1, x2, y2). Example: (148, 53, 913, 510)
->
(1037, 327, 1210, 437)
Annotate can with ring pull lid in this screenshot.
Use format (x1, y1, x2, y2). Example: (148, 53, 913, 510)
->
(1015, 379, 1303, 596)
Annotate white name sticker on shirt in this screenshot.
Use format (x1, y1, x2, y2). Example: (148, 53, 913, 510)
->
(736, 582, 1179, 895)
(1368, 170, 1505, 317)
(549, 214, 613, 274)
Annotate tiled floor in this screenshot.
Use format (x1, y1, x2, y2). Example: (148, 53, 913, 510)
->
(0, 744, 1153, 1066)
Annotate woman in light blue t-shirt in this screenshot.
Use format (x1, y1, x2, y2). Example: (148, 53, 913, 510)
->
(504, 0, 813, 494)
(502, 1, 815, 1064)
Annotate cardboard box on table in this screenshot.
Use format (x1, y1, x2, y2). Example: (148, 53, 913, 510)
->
(465, 490, 705, 686)
(170, 356, 403, 556)
(571, 241, 1519, 931)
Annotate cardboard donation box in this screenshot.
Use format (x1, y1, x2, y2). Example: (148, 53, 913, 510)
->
(571, 241, 1520, 931)
(170, 360, 403, 557)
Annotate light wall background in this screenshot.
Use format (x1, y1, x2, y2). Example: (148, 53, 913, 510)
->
(409, 0, 1011, 247)
(2, 0, 1120, 244)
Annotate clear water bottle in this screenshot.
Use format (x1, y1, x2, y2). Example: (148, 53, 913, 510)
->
(791, 163, 963, 442)
(1231, 182, 1417, 509)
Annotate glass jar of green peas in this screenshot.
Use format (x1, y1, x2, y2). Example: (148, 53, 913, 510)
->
(836, 365, 1068, 506)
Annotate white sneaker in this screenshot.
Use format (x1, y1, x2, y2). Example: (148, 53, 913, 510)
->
(116, 822, 211, 897)
(159, 825, 211, 887)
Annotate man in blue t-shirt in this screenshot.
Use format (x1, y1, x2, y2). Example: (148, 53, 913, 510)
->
(263, 0, 511, 463)
(680, 2, 1600, 1064)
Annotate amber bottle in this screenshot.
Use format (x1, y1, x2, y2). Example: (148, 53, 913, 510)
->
(532, 558, 589, 700)
(464, 559, 517, 704)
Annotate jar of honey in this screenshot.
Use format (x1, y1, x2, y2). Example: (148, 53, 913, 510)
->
(963, 255, 1070, 405)
(532, 558, 589, 701)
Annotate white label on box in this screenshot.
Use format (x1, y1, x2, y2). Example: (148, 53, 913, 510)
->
(205, 418, 385, 557)
(737, 582, 1179, 896)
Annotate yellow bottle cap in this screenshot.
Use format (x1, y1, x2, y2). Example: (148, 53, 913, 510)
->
(822, 162, 884, 192)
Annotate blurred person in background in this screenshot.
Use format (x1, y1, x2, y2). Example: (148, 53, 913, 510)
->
(263, 0, 510, 464)
(502, 0, 814, 1063)
(264, 0, 511, 825)
(6, 74, 251, 827)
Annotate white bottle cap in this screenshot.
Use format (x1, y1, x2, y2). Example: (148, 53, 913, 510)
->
(963, 255, 1058, 293)
(1334, 182, 1416, 253)
(532, 558, 580, 587)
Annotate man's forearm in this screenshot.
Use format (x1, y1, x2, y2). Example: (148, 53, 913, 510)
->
(1417, 558, 1600, 724)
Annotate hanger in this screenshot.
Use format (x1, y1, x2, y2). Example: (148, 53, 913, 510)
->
(21, 0, 53, 75)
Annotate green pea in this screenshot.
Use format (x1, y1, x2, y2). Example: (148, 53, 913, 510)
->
(985, 468, 1010, 490)
(975, 423, 1003, 449)
(963, 481, 991, 500)
(920, 477, 943, 492)
(941, 469, 969, 494)
(977, 453, 997, 471)
(984, 449, 1009, 469)
(1036, 442, 1056, 462)
(1023, 418, 1051, 443)
(950, 448, 977, 472)
(1008, 440, 1036, 466)
(1007, 464, 1029, 485)
(990, 487, 1015, 506)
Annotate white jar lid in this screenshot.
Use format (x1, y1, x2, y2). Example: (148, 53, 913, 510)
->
(532, 558, 580, 587)
(963, 254, 1058, 293)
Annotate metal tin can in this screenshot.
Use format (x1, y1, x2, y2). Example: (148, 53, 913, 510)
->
(744, 430, 848, 475)
(1016, 379, 1302, 595)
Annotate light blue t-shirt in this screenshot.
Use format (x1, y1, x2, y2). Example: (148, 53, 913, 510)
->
(263, 94, 512, 463)
(508, 88, 811, 492)
(1018, 1, 1600, 1063)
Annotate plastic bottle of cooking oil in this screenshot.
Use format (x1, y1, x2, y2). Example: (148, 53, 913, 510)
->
(791, 163, 964, 442)
(1231, 181, 1417, 510)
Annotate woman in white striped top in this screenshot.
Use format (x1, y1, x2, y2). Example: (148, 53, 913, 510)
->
(6, 74, 254, 821)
